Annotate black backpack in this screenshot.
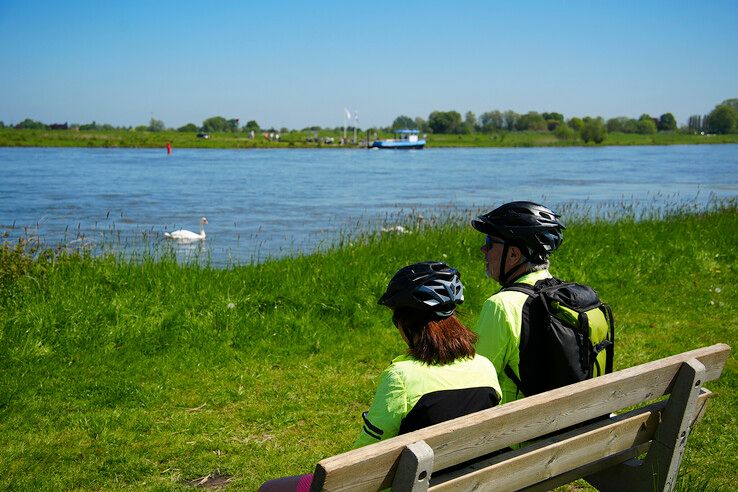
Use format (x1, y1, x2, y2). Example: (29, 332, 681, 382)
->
(501, 277, 615, 397)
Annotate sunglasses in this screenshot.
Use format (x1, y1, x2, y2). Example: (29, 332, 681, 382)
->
(483, 235, 504, 250)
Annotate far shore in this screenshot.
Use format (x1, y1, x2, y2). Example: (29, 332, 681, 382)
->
(1, 128, 737, 150)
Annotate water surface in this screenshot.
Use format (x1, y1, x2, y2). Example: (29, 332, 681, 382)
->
(1, 145, 736, 265)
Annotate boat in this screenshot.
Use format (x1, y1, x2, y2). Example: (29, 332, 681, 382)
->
(370, 129, 425, 149)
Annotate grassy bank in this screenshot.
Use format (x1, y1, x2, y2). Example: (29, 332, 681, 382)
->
(2, 127, 738, 149)
(1, 205, 736, 490)
(426, 130, 738, 147)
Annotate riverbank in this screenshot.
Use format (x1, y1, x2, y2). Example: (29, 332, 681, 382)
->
(2, 127, 738, 149)
(1, 204, 735, 490)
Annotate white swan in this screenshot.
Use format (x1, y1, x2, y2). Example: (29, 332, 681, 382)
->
(164, 217, 208, 241)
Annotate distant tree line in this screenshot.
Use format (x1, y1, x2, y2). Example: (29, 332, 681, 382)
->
(687, 99, 738, 134)
(3, 99, 737, 141)
(2, 116, 272, 135)
(386, 98, 738, 143)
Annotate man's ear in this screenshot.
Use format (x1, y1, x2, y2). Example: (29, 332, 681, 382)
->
(509, 245, 522, 260)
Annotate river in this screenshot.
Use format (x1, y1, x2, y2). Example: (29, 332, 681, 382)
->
(1, 145, 737, 265)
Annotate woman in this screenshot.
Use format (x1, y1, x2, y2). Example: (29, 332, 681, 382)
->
(260, 261, 501, 491)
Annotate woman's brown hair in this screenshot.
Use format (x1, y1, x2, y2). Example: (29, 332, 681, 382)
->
(394, 308, 477, 365)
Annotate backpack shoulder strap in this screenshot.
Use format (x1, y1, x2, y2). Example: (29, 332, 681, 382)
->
(500, 282, 537, 296)
(501, 276, 565, 295)
(499, 278, 561, 397)
(501, 284, 536, 296)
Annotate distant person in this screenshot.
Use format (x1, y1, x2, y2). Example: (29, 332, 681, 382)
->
(166, 142, 172, 155)
(471, 202, 614, 405)
(259, 261, 501, 491)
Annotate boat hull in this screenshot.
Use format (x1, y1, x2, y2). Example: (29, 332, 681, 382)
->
(370, 140, 426, 149)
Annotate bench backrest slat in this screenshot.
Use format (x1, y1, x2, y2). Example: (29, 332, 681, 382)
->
(429, 391, 712, 491)
(312, 343, 729, 492)
(516, 388, 713, 492)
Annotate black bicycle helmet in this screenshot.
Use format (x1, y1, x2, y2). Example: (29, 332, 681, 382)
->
(471, 201, 565, 262)
(378, 261, 464, 318)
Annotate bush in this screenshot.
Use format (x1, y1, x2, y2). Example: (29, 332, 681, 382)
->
(391, 115, 416, 130)
(14, 118, 47, 130)
(554, 123, 578, 141)
(567, 117, 584, 131)
(636, 117, 658, 134)
(177, 123, 199, 132)
(606, 117, 630, 133)
(658, 113, 677, 132)
(428, 111, 463, 134)
(516, 112, 547, 131)
(708, 105, 738, 134)
(202, 116, 230, 133)
(244, 120, 261, 132)
(148, 118, 166, 132)
(580, 118, 607, 143)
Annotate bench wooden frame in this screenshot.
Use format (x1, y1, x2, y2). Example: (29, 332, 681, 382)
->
(310, 343, 730, 492)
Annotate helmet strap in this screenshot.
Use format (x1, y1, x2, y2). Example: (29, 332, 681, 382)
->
(499, 243, 510, 285)
(499, 243, 528, 286)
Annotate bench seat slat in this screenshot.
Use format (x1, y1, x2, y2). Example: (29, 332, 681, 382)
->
(313, 343, 729, 492)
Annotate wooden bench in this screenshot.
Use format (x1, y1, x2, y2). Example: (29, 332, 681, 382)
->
(310, 343, 730, 491)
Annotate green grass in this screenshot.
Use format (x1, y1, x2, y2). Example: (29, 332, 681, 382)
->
(0, 128, 319, 149)
(427, 130, 738, 147)
(2, 127, 737, 149)
(1, 203, 736, 490)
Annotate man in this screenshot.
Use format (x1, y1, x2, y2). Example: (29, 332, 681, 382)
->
(471, 201, 566, 405)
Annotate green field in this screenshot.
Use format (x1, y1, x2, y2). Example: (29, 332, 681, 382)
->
(1, 203, 736, 490)
(426, 131, 738, 147)
(2, 127, 738, 149)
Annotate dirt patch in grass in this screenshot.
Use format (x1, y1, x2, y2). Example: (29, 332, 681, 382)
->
(184, 471, 234, 488)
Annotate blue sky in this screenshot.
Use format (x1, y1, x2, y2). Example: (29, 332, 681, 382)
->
(1, 0, 736, 129)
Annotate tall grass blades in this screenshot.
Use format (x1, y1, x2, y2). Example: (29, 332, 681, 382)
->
(0, 204, 736, 490)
